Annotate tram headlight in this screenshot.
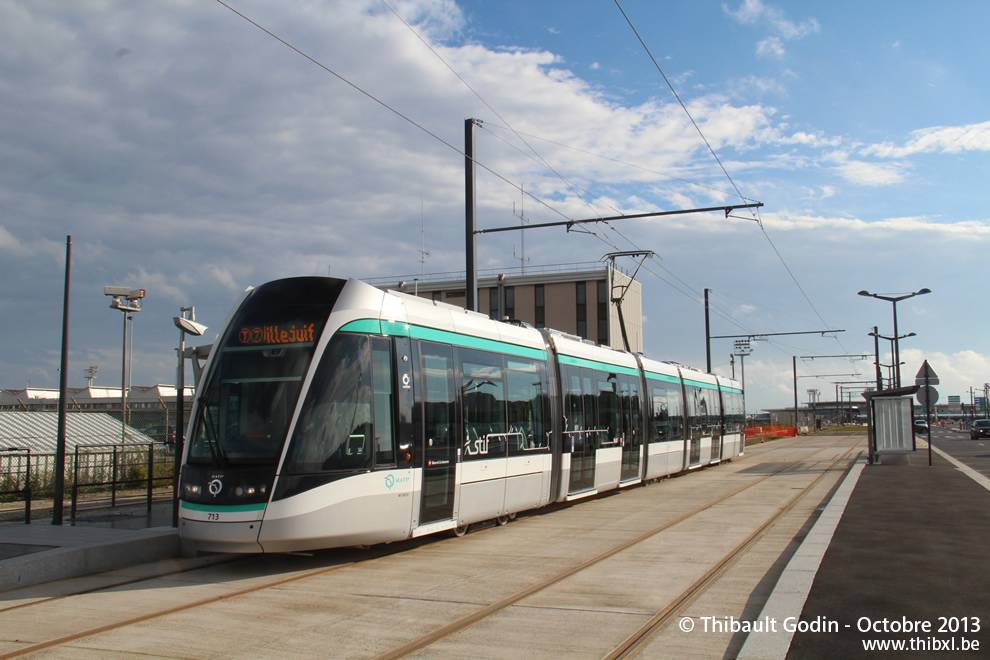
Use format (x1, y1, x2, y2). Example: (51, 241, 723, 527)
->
(234, 484, 268, 498)
(183, 482, 202, 497)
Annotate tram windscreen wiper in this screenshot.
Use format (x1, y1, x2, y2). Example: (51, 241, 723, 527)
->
(201, 404, 226, 468)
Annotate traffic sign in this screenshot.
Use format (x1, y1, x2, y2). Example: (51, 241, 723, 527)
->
(915, 360, 939, 385)
(917, 386, 939, 409)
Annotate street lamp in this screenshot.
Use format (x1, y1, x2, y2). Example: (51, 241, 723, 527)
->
(858, 288, 930, 388)
(104, 286, 145, 443)
(172, 307, 207, 527)
(732, 339, 752, 392)
(868, 329, 914, 389)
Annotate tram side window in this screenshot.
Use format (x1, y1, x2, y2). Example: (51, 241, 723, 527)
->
(461, 350, 507, 459)
(421, 345, 455, 456)
(283, 333, 373, 474)
(687, 385, 720, 435)
(564, 365, 583, 435)
(581, 369, 598, 441)
(597, 372, 620, 444)
(710, 388, 722, 418)
(371, 337, 395, 466)
(625, 375, 640, 445)
(506, 358, 548, 452)
(651, 388, 668, 441)
(723, 391, 744, 433)
(687, 385, 705, 433)
(651, 380, 683, 441)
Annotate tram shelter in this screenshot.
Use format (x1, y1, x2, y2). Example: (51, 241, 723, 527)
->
(862, 385, 919, 465)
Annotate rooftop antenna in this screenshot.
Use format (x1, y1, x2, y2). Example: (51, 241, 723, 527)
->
(84, 365, 98, 387)
(512, 185, 530, 274)
(419, 194, 430, 277)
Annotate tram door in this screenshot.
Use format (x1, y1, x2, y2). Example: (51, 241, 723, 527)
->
(710, 392, 724, 462)
(619, 375, 641, 481)
(418, 342, 458, 523)
(565, 366, 596, 494)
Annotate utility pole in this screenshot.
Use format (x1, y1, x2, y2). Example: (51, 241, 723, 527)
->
(53, 236, 71, 525)
(872, 326, 882, 390)
(464, 118, 479, 312)
(705, 289, 712, 373)
(512, 186, 530, 274)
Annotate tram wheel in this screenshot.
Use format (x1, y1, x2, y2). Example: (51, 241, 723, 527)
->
(452, 524, 469, 537)
(495, 515, 510, 526)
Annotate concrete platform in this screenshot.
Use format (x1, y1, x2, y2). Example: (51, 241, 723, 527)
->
(0, 504, 179, 592)
(784, 442, 990, 658)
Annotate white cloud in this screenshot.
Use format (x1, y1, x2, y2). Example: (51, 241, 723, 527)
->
(756, 36, 785, 59)
(758, 212, 990, 240)
(824, 151, 908, 186)
(724, 0, 819, 58)
(0, 225, 24, 254)
(724, 0, 820, 38)
(861, 121, 990, 158)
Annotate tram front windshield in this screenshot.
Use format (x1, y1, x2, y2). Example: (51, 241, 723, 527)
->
(187, 279, 341, 467)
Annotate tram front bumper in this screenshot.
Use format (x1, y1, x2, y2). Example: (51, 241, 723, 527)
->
(179, 502, 265, 553)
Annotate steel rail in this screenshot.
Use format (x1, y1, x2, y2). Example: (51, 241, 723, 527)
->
(374, 438, 855, 660)
(606, 445, 861, 659)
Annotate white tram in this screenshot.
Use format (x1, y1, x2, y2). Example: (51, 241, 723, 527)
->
(179, 277, 744, 553)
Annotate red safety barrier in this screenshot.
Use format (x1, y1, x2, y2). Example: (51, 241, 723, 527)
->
(745, 425, 798, 439)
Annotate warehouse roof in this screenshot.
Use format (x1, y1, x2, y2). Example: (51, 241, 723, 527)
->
(0, 412, 153, 453)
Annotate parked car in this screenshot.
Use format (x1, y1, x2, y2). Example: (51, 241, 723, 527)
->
(913, 418, 929, 434)
(970, 419, 990, 440)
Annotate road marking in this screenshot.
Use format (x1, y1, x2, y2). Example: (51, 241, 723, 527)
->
(930, 445, 990, 492)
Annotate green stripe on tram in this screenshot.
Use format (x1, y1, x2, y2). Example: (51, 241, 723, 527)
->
(647, 371, 743, 393)
(557, 353, 640, 378)
(646, 371, 681, 385)
(339, 319, 383, 334)
(683, 377, 720, 391)
(340, 319, 547, 360)
(181, 501, 266, 513)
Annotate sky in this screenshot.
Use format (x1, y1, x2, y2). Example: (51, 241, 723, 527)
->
(2, 0, 988, 415)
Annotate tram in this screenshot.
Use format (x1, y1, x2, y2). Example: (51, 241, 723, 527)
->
(179, 277, 744, 553)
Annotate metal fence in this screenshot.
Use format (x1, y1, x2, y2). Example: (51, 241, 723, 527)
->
(1, 407, 181, 523)
(1, 444, 176, 524)
(70, 443, 175, 520)
(0, 447, 32, 522)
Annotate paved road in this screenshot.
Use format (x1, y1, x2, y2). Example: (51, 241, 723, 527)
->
(927, 424, 990, 479)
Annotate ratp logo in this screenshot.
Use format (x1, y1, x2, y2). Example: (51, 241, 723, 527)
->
(384, 474, 409, 490)
(208, 478, 223, 497)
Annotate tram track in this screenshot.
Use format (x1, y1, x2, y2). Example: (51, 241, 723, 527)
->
(606, 445, 861, 659)
(0, 437, 861, 659)
(372, 438, 859, 659)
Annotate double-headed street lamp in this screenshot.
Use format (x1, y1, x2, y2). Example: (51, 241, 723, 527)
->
(104, 286, 145, 443)
(868, 328, 914, 389)
(858, 288, 930, 388)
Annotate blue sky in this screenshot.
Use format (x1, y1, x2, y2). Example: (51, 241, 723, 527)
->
(1, 0, 988, 414)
